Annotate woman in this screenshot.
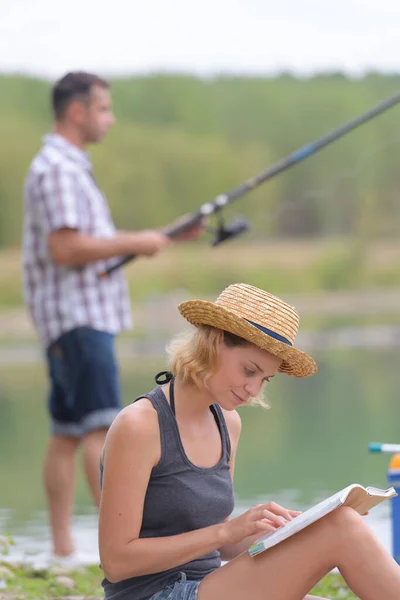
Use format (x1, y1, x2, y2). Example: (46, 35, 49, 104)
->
(99, 283, 400, 600)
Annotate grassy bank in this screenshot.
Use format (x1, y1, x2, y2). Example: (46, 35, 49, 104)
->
(0, 563, 356, 599)
(0, 563, 103, 599)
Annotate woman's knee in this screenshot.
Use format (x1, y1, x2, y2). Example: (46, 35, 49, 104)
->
(324, 505, 367, 541)
(329, 505, 364, 525)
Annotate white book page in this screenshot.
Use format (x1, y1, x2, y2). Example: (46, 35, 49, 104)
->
(248, 486, 355, 557)
(365, 486, 396, 497)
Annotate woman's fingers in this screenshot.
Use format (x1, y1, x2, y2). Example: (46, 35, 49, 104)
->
(260, 517, 286, 530)
(263, 502, 299, 522)
(257, 508, 286, 528)
(267, 503, 302, 518)
(252, 503, 303, 529)
(249, 503, 303, 536)
(256, 520, 280, 533)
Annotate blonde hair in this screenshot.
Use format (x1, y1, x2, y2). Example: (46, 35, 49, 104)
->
(166, 325, 270, 408)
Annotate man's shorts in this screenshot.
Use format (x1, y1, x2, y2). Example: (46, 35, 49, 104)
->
(45, 327, 121, 437)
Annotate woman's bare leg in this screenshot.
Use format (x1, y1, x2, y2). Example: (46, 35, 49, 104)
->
(198, 506, 400, 600)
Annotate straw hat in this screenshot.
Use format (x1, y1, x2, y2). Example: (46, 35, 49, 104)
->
(178, 283, 317, 378)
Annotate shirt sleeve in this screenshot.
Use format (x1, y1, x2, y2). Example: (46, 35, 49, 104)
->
(38, 165, 81, 233)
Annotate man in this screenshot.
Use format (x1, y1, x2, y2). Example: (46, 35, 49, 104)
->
(22, 71, 202, 563)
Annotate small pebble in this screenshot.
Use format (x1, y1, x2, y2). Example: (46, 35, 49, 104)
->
(54, 576, 76, 589)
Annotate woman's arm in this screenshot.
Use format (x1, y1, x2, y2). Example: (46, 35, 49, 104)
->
(99, 400, 228, 583)
(220, 531, 263, 560)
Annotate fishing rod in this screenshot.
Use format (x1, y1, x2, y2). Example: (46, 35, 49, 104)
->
(101, 90, 400, 278)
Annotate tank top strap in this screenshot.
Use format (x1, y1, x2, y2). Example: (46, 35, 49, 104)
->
(133, 387, 232, 467)
(133, 385, 180, 468)
(210, 403, 231, 462)
(133, 385, 170, 413)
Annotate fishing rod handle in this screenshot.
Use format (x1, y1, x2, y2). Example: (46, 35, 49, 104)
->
(99, 210, 206, 278)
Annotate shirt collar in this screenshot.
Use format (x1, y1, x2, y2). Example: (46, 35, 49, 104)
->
(43, 133, 92, 170)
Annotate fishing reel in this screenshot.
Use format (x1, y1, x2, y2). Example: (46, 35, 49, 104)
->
(209, 212, 251, 247)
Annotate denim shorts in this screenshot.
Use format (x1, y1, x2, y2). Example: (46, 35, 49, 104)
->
(46, 327, 121, 437)
(150, 572, 200, 600)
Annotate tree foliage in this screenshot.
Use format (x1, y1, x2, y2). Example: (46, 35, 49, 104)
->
(1, 72, 400, 247)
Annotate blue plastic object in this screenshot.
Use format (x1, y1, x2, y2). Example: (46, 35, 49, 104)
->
(388, 459, 400, 565)
(369, 442, 383, 453)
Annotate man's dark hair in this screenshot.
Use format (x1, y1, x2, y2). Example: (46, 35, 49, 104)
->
(52, 71, 109, 119)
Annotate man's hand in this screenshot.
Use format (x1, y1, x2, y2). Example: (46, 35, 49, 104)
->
(129, 230, 171, 256)
(165, 215, 206, 242)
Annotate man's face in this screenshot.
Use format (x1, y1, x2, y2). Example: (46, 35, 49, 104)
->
(81, 85, 116, 143)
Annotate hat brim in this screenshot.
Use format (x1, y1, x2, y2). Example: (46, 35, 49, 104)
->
(178, 299, 317, 378)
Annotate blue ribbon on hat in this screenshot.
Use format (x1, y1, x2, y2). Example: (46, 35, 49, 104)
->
(244, 318, 293, 346)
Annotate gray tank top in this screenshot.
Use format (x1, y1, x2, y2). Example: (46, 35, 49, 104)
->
(101, 381, 235, 600)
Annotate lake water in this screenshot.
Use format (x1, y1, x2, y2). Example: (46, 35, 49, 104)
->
(0, 342, 398, 566)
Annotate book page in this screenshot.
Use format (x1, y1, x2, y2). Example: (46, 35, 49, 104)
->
(344, 486, 397, 515)
(248, 489, 345, 557)
(365, 486, 396, 497)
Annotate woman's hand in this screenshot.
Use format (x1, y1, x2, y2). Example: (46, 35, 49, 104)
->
(222, 503, 301, 546)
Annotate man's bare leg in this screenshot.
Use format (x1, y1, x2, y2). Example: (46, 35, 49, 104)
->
(43, 435, 80, 557)
(82, 428, 108, 508)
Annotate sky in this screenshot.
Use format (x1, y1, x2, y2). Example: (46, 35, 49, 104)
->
(0, 0, 399, 80)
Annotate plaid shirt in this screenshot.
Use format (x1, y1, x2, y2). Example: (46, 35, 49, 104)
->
(22, 133, 132, 349)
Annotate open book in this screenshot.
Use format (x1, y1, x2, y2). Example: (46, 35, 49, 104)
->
(248, 483, 397, 557)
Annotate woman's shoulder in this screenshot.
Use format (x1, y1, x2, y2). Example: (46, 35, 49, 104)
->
(106, 397, 161, 446)
(101, 396, 163, 468)
(101, 396, 164, 485)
